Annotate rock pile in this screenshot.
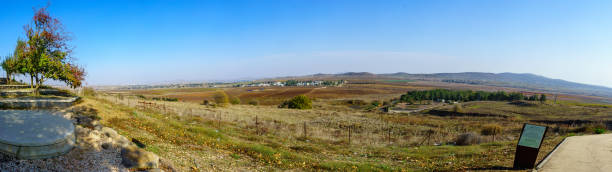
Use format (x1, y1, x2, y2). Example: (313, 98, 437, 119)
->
(0, 105, 175, 171)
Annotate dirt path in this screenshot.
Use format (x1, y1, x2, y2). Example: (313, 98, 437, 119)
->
(540, 134, 612, 172)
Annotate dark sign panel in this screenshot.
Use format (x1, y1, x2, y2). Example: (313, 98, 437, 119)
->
(513, 123, 548, 169)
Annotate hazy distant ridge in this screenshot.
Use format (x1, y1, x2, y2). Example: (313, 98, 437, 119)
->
(312, 72, 612, 98)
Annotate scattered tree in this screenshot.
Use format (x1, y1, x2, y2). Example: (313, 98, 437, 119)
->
(214, 91, 230, 107)
(528, 95, 538, 101)
(230, 97, 241, 105)
(399, 89, 528, 104)
(5, 6, 85, 93)
(481, 124, 502, 141)
(539, 94, 547, 104)
(453, 104, 464, 113)
(1, 55, 17, 84)
(279, 95, 312, 109)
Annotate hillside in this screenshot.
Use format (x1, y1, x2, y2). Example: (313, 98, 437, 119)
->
(284, 72, 612, 99)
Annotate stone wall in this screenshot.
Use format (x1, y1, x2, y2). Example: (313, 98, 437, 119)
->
(0, 97, 79, 109)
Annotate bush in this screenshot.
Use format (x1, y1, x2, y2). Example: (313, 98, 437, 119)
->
(371, 100, 381, 107)
(248, 100, 259, 106)
(279, 95, 312, 109)
(346, 99, 367, 105)
(152, 97, 178, 102)
(81, 87, 96, 96)
(230, 97, 241, 105)
(202, 100, 210, 105)
(576, 123, 606, 133)
(453, 104, 464, 113)
(595, 128, 606, 134)
(214, 91, 230, 107)
(455, 132, 481, 146)
(576, 125, 594, 133)
(481, 124, 502, 136)
(481, 124, 503, 141)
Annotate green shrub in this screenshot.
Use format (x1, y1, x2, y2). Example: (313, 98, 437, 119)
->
(595, 128, 606, 134)
(346, 99, 367, 105)
(453, 104, 464, 113)
(576, 125, 594, 133)
(214, 91, 230, 107)
(370, 100, 381, 107)
(455, 132, 481, 146)
(230, 97, 241, 105)
(577, 123, 606, 133)
(279, 95, 312, 109)
(481, 124, 503, 141)
(152, 97, 178, 101)
(481, 124, 502, 136)
(248, 100, 259, 106)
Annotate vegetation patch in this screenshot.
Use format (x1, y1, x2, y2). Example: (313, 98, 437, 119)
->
(279, 95, 312, 109)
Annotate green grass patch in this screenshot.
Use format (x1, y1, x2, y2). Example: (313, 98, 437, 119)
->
(317, 161, 396, 171)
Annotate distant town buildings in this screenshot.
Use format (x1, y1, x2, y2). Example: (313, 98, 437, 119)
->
(233, 80, 346, 88)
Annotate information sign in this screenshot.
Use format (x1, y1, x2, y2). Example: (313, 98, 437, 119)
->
(517, 124, 547, 148)
(513, 123, 548, 169)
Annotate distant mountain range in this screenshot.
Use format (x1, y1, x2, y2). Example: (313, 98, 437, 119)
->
(290, 72, 612, 98)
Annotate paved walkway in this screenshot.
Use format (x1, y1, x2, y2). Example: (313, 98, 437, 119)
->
(540, 134, 612, 172)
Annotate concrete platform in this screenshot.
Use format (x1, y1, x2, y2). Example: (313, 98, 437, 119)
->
(0, 110, 75, 159)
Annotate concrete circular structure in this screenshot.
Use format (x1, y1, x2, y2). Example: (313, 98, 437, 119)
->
(0, 110, 75, 159)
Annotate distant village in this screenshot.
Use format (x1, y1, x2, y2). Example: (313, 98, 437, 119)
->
(233, 80, 346, 87)
(102, 80, 347, 90)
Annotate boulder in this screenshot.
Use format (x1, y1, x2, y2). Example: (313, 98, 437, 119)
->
(101, 127, 119, 138)
(115, 136, 131, 148)
(121, 145, 159, 169)
(101, 142, 112, 150)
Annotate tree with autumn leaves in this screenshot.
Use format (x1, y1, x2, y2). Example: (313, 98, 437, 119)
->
(2, 6, 85, 92)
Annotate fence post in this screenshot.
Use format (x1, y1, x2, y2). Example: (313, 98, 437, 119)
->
(303, 122, 307, 138)
(255, 116, 259, 135)
(217, 112, 221, 128)
(348, 125, 352, 144)
(388, 126, 392, 145)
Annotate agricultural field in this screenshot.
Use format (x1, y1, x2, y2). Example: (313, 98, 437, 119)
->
(85, 82, 612, 171)
(126, 82, 433, 105)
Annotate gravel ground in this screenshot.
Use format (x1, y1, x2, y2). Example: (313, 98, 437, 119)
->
(0, 125, 129, 172)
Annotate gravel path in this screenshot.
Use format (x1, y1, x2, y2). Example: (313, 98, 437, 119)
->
(540, 134, 612, 172)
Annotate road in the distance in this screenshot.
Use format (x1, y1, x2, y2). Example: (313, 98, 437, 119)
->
(540, 134, 612, 172)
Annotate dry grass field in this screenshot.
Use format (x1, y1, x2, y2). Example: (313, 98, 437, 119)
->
(125, 81, 612, 106)
(74, 82, 612, 171)
(127, 83, 433, 105)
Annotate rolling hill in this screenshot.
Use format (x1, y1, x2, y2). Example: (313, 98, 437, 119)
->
(287, 72, 612, 99)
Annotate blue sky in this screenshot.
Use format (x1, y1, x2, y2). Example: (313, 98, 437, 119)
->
(1, 0, 612, 87)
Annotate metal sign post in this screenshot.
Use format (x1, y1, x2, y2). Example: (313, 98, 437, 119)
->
(513, 123, 548, 169)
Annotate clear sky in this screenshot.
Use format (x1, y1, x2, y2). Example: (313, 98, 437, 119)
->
(1, 0, 611, 87)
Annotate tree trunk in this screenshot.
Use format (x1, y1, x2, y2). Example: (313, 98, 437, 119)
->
(30, 75, 34, 88)
(5, 72, 10, 85)
(34, 75, 42, 96)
